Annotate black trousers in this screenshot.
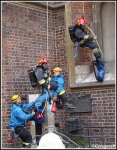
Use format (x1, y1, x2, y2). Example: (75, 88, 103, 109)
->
(58, 92, 67, 102)
(80, 40, 99, 50)
(35, 123, 42, 146)
(15, 126, 32, 147)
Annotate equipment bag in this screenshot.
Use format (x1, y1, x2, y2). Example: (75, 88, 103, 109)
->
(7, 130, 13, 143)
(34, 109, 45, 123)
(51, 101, 57, 113)
(68, 26, 77, 42)
(28, 69, 38, 88)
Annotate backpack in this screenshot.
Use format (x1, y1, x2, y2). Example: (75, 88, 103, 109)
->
(34, 109, 45, 123)
(28, 69, 38, 88)
(68, 26, 77, 42)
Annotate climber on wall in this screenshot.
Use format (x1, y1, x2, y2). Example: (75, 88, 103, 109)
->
(51, 67, 74, 109)
(68, 17, 105, 82)
(28, 58, 73, 145)
(28, 57, 59, 145)
(28, 58, 74, 110)
(8, 94, 36, 148)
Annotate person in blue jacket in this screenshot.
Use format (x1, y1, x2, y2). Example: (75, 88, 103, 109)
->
(8, 94, 36, 148)
(51, 67, 74, 109)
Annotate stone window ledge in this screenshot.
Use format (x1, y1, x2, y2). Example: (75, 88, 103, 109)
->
(70, 80, 115, 89)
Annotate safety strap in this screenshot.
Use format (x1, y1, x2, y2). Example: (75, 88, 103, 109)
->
(41, 88, 51, 115)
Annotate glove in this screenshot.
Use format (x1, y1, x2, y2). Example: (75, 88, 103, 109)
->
(32, 110, 35, 115)
(34, 98, 37, 103)
(93, 36, 97, 40)
(53, 95, 58, 102)
(48, 85, 51, 90)
(47, 70, 51, 76)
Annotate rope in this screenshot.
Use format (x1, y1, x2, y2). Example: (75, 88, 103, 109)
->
(85, 24, 103, 58)
(82, 1, 103, 59)
(47, 2, 48, 58)
(41, 89, 51, 115)
(55, 13, 57, 65)
(83, 1, 85, 18)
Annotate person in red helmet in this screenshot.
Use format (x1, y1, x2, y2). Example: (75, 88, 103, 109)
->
(27, 57, 58, 146)
(68, 17, 105, 82)
(35, 57, 49, 91)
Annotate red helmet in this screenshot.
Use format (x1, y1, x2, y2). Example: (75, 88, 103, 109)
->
(77, 18, 87, 25)
(38, 58, 49, 66)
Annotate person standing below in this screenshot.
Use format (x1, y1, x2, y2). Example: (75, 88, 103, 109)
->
(8, 94, 36, 148)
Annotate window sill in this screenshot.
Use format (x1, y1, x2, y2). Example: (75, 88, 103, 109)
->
(70, 80, 115, 89)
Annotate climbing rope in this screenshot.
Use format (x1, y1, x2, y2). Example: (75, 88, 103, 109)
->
(46, 2, 48, 59)
(82, 1, 103, 59)
(85, 24, 103, 58)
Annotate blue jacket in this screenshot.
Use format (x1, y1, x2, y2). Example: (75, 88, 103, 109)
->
(51, 74, 65, 96)
(8, 101, 35, 128)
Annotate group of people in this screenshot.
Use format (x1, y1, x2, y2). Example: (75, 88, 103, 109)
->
(8, 57, 73, 148)
(8, 16, 105, 148)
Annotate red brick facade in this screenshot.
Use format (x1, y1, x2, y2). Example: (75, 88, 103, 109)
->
(2, 2, 115, 148)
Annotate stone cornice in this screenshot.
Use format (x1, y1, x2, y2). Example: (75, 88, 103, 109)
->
(7, 1, 66, 13)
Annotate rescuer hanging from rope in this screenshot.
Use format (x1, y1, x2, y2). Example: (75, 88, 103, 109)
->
(27, 57, 58, 145)
(51, 67, 74, 109)
(68, 17, 105, 82)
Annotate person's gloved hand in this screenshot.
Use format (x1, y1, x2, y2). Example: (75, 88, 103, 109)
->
(93, 36, 97, 40)
(48, 85, 51, 90)
(53, 95, 58, 101)
(32, 110, 36, 115)
(34, 98, 37, 103)
(47, 70, 51, 76)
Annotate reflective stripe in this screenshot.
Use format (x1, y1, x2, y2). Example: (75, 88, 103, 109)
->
(79, 39, 86, 45)
(84, 35, 89, 40)
(48, 77, 51, 81)
(58, 89, 65, 95)
(23, 142, 30, 146)
(43, 73, 47, 77)
(46, 77, 51, 83)
(39, 79, 45, 85)
(92, 49, 100, 54)
(79, 35, 89, 45)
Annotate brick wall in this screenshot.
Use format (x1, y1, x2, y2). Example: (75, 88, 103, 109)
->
(2, 2, 66, 148)
(54, 2, 115, 146)
(55, 89, 115, 145)
(2, 2, 51, 148)
(2, 1, 115, 148)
